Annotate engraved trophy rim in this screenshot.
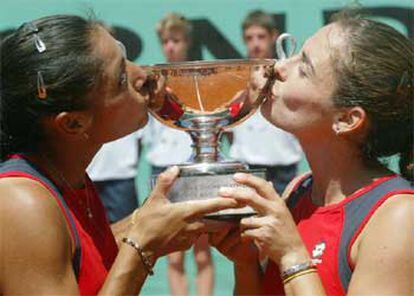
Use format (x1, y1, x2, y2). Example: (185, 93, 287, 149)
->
(141, 58, 275, 70)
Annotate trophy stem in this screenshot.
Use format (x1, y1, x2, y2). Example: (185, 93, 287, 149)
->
(186, 116, 224, 163)
(189, 129, 222, 163)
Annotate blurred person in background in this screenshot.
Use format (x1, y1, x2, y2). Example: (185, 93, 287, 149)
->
(228, 10, 302, 194)
(142, 12, 215, 296)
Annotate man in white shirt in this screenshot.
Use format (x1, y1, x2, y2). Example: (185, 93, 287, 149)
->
(87, 131, 142, 222)
(142, 13, 214, 296)
(229, 10, 302, 194)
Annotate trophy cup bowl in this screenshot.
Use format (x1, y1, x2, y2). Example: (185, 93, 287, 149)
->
(143, 59, 277, 219)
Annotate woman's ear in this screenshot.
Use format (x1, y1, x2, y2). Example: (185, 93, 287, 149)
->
(53, 111, 93, 140)
(332, 106, 367, 136)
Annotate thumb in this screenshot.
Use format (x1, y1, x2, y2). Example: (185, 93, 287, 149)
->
(151, 166, 180, 199)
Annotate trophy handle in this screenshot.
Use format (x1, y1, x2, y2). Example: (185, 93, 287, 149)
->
(276, 33, 297, 60)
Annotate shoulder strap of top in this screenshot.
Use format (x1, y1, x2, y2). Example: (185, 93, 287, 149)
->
(0, 157, 82, 281)
(338, 176, 413, 292)
(286, 174, 313, 210)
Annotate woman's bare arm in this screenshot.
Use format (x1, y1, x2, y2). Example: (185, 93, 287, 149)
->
(0, 178, 79, 294)
(347, 194, 414, 295)
(0, 167, 239, 295)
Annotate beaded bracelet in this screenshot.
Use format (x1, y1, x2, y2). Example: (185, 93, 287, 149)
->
(122, 237, 154, 276)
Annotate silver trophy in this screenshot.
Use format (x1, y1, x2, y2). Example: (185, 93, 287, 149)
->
(144, 34, 296, 219)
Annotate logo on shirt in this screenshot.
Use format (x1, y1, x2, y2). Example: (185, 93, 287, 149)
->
(312, 241, 326, 263)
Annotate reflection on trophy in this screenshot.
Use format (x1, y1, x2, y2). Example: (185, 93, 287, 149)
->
(143, 34, 295, 219)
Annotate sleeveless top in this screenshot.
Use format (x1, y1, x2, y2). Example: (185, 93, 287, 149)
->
(263, 174, 414, 295)
(0, 155, 118, 295)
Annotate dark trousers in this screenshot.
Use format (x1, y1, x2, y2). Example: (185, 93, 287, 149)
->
(152, 165, 168, 176)
(94, 178, 138, 223)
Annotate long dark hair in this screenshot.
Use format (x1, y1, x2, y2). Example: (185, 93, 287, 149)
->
(331, 12, 414, 181)
(0, 15, 103, 160)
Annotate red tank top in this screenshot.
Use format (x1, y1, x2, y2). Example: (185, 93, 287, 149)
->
(0, 155, 118, 295)
(263, 174, 414, 295)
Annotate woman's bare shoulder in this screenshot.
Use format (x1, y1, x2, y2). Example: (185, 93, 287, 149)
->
(0, 176, 72, 251)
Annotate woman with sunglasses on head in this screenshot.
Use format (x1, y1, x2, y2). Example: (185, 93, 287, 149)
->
(211, 11, 413, 296)
(0, 15, 238, 295)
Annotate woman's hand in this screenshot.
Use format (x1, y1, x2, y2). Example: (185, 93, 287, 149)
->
(218, 173, 310, 270)
(128, 166, 239, 259)
(209, 225, 259, 268)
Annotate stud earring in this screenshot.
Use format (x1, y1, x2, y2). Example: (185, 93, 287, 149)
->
(333, 126, 341, 136)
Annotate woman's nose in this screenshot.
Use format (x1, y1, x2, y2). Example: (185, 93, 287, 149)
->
(164, 41, 174, 51)
(273, 60, 288, 82)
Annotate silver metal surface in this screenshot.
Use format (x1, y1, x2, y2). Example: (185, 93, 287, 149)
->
(152, 169, 266, 219)
(143, 34, 297, 218)
(143, 59, 277, 163)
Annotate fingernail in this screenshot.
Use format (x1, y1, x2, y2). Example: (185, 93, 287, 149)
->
(166, 166, 179, 174)
(234, 173, 246, 181)
(219, 187, 233, 196)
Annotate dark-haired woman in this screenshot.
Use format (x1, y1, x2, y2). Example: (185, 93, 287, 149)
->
(211, 13, 414, 295)
(0, 15, 238, 294)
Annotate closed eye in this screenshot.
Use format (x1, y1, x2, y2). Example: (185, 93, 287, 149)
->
(301, 51, 315, 76)
(119, 71, 128, 87)
(298, 64, 307, 77)
(118, 59, 128, 89)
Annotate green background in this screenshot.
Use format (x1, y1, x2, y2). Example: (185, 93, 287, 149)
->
(1, 1, 411, 294)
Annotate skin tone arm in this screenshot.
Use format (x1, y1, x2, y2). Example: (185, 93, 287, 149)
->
(0, 178, 79, 294)
(0, 166, 239, 295)
(347, 194, 414, 295)
(210, 225, 263, 295)
(217, 173, 414, 295)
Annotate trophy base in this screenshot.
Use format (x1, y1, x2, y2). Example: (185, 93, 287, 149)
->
(152, 162, 266, 220)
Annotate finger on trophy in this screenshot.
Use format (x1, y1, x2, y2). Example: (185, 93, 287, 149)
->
(201, 219, 238, 233)
(151, 166, 180, 198)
